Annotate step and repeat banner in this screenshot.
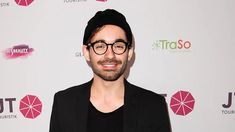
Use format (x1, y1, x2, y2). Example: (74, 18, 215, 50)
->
(0, 0, 234, 132)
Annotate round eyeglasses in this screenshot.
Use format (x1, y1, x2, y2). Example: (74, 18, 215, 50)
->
(87, 39, 130, 55)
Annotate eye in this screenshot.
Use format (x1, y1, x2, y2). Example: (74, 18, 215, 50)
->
(94, 42, 106, 50)
(114, 42, 126, 49)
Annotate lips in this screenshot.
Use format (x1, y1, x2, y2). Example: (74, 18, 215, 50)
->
(102, 64, 117, 70)
(98, 59, 121, 70)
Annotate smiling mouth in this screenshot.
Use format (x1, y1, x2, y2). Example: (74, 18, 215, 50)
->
(103, 64, 116, 66)
(98, 59, 122, 70)
(102, 63, 118, 70)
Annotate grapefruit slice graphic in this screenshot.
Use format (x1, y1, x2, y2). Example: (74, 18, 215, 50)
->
(19, 95, 42, 119)
(170, 90, 195, 116)
(15, 0, 34, 6)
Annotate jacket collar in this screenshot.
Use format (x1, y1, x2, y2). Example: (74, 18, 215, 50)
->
(123, 79, 138, 132)
(75, 79, 138, 132)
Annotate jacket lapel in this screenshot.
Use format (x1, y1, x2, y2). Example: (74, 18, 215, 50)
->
(75, 80, 92, 132)
(74, 79, 138, 132)
(123, 80, 138, 132)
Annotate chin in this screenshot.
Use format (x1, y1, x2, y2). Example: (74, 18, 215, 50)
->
(98, 73, 122, 81)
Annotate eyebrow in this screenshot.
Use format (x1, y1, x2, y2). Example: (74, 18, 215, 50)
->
(92, 38, 127, 43)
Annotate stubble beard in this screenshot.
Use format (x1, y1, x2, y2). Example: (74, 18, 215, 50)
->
(90, 58, 128, 81)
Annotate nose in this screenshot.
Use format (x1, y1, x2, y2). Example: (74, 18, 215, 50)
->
(104, 45, 115, 59)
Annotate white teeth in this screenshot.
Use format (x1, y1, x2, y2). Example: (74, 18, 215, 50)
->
(103, 64, 115, 66)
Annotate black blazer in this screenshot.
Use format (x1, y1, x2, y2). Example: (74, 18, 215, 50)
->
(49, 79, 171, 132)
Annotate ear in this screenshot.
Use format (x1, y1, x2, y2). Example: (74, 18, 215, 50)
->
(127, 47, 134, 61)
(82, 45, 90, 61)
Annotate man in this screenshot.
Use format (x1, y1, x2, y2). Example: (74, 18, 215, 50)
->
(49, 9, 171, 132)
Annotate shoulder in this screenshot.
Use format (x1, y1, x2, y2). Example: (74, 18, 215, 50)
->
(126, 82, 167, 113)
(54, 80, 92, 100)
(125, 80, 169, 118)
(125, 80, 165, 101)
(125, 81, 171, 131)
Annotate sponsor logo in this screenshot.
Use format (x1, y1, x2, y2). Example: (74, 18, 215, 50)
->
(19, 95, 42, 119)
(161, 90, 195, 116)
(15, 0, 34, 6)
(0, 98, 16, 113)
(221, 92, 235, 115)
(3, 44, 34, 59)
(153, 39, 192, 52)
(96, 0, 107, 2)
(0, 97, 17, 119)
(64, 0, 86, 3)
(0, 95, 42, 119)
(170, 90, 195, 116)
(0, 2, 10, 7)
(75, 51, 83, 57)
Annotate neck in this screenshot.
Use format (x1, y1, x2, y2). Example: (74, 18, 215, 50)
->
(89, 75, 125, 113)
(91, 75, 125, 98)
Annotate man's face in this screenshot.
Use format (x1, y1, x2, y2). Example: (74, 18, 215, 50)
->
(83, 25, 133, 81)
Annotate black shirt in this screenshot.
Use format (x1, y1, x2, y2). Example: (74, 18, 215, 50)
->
(86, 101, 123, 132)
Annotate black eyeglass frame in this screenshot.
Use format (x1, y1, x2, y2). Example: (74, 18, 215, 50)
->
(87, 39, 131, 55)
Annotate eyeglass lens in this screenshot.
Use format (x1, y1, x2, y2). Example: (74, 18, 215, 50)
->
(91, 40, 128, 55)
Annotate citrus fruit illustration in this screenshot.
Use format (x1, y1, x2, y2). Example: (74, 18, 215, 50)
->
(15, 0, 34, 6)
(170, 90, 195, 116)
(19, 95, 42, 119)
